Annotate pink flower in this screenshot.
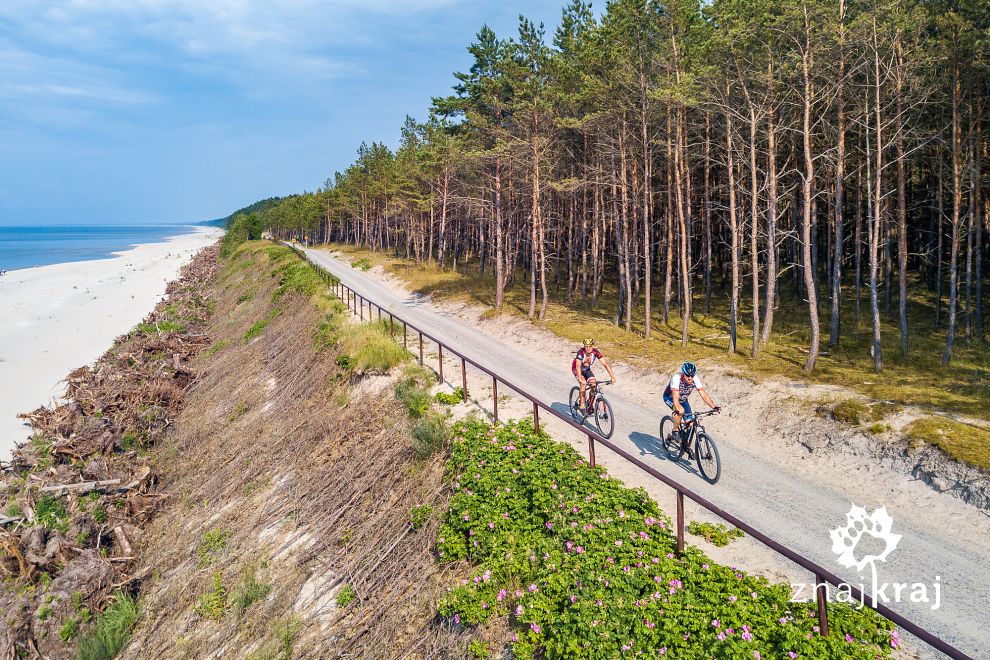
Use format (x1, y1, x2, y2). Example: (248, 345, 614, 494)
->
(729, 595, 737, 603)
(659, 648, 667, 655)
(618, 510, 626, 518)
(712, 620, 721, 628)
(639, 531, 649, 540)
(576, 546, 585, 554)
(614, 540, 623, 547)
(845, 634, 854, 643)
(570, 595, 577, 603)
(497, 589, 506, 602)
(742, 631, 752, 641)
(463, 514, 470, 521)
(753, 653, 761, 660)
(787, 653, 797, 659)
(514, 605, 524, 616)
(530, 623, 541, 634)
(528, 583, 538, 592)
(546, 521, 553, 530)
(515, 589, 523, 597)
(489, 522, 494, 529)
(453, 614, 460, 624)
(717, 632, 726, 641)
(502, 512, 509, 519)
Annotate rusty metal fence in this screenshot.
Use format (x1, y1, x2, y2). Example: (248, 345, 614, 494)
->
(289, 243, 971, 660)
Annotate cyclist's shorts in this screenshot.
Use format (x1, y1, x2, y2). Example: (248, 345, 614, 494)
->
(663, 393, 692, 417)
(578, 365, 595, 381)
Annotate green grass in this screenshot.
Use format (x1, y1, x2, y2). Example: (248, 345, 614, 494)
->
(135, 319, 186, 335)
(338, 320, 410, 373)
(905, 417, 990, 471)
(243, 318, 270, 343)
(409, 504, 433, 530)
(228, 403, 249, 423)
(395, 368, 434, 418)
(203, 338, 231, 357)
(435, 388, 465, 405)
(322, 243, 990, 422)
(411, 412, 450, 459)
(816, 398, 903, 426)
(231, 564, 272, 618)
(35, 494, 68, 533)
(244, 616, 303, 660)
(76, 592, 140, 660)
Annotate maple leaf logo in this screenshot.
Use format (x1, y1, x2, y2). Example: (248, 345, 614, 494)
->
(829, 504, 901, 573)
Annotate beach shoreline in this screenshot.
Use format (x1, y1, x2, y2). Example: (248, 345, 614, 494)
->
(0, 226, 223, 459)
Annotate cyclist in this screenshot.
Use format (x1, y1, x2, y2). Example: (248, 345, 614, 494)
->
(663, 362, 720, 453)
(572, 338, 617, 414)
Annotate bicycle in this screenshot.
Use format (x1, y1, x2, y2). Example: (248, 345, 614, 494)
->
(569, 380, 615, 439)
(659, 409, 722, 484)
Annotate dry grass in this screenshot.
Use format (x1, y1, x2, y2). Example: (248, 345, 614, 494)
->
(905, 417, 990, 472)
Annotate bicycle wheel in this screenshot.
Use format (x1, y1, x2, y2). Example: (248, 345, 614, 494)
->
(569, 386, 584, 421)
(660, 416, 682, 460)
(594, 396, 615, 439)
(695, 432, 722, 484)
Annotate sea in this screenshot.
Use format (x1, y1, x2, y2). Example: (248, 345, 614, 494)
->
(0, 224, 200, 271)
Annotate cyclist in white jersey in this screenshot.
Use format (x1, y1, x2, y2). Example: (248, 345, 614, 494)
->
(662, 362, 719, 452)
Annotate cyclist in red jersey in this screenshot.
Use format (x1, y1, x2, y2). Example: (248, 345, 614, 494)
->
(572, 338, 617, 414)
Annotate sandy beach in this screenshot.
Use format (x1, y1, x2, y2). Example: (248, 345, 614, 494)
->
(0, 226, 223, 459)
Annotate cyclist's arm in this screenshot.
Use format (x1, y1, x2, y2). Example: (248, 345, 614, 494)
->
(698, 387, 716, 410)
(600, 358, 617, 383)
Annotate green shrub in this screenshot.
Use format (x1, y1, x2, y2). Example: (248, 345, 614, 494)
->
(228, 403, 249, 423)
(273, 261, 323, 303)
(687, 521, 745, 547)
(435, 419, 895, 659)
(412, 412, 450, 459)
(76, 592, 140, 660)
(335, 584, 357, 608)
(195, 572, 228, 621)
(395, 377, 432, 418)
(409, 504, 433, 530)
(4, 502, 23, 518)
(197, 528, 230, 567)
(435, 388, 465, 405)
(92, 504, 108, 524)
(59, 616, 79, 642)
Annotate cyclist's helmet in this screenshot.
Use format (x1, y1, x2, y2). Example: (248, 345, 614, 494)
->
(681, 362, 697, 377)
(583, 338, 595, 347)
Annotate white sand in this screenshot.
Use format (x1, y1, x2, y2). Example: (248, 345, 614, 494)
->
(0, 226, 223, 459)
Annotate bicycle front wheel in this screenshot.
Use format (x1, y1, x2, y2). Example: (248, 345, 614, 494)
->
(660, 416, 681, 461)
(569, 386, 584, 421)
(594, 396, 615, 438)
(695, 432, 722, 484)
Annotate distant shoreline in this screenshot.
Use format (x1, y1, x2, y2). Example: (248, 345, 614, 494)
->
(0, 223, 210, 272)
(0, 226, 223, 459)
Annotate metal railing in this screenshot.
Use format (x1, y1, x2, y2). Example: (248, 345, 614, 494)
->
(289, 243, 971, 660)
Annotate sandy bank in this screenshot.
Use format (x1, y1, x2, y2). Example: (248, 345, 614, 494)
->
(0, 226, 223, 458)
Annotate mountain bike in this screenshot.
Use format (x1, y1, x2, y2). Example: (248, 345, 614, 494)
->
(569, 380, 615, 439)
(659, 409, 722, 484)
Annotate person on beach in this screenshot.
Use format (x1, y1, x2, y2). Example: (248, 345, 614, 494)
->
(571, 338, 617, 414)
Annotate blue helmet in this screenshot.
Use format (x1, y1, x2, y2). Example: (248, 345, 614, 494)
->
(681, 362, 697, 377)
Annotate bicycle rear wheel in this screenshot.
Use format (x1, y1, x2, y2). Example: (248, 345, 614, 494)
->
(569, 386, 584, 421)
(660, 416, 682, 461)
(695, 432, 721, 484)
(594, 396, 615, 438)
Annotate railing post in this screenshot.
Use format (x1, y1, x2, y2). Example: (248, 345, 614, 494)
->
(587, 433, 596, 467)
(461, 358, 468, 402)
(815, 573, 830, 636)
(389, 315, 394, 337)
(419, 332, 423, 364)
(533, 402, 539, 434)
(438, 344, 444, 382)
(359, 296, 364, 321)
(403, 323, 407, 348)
(492, 376, 498, 423)
(676, 492, 685, 557)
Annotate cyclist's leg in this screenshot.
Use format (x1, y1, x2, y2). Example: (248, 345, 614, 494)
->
(679, 399, 694, 449)
(583, 368, 596, 411)
(663, 393, 680, 440)
(576, 372, 587, 408)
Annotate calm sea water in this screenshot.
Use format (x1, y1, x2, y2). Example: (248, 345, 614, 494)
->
(0, 224, 196, 271)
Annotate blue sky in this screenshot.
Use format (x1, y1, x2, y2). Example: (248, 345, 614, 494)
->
(0, 1, 565, 225)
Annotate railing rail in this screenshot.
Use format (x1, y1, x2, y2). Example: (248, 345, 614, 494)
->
(287, 242, 971, 660)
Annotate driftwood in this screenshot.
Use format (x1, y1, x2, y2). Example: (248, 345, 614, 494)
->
(0, 517, 24, 527)
(38, 479, 121, 496)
